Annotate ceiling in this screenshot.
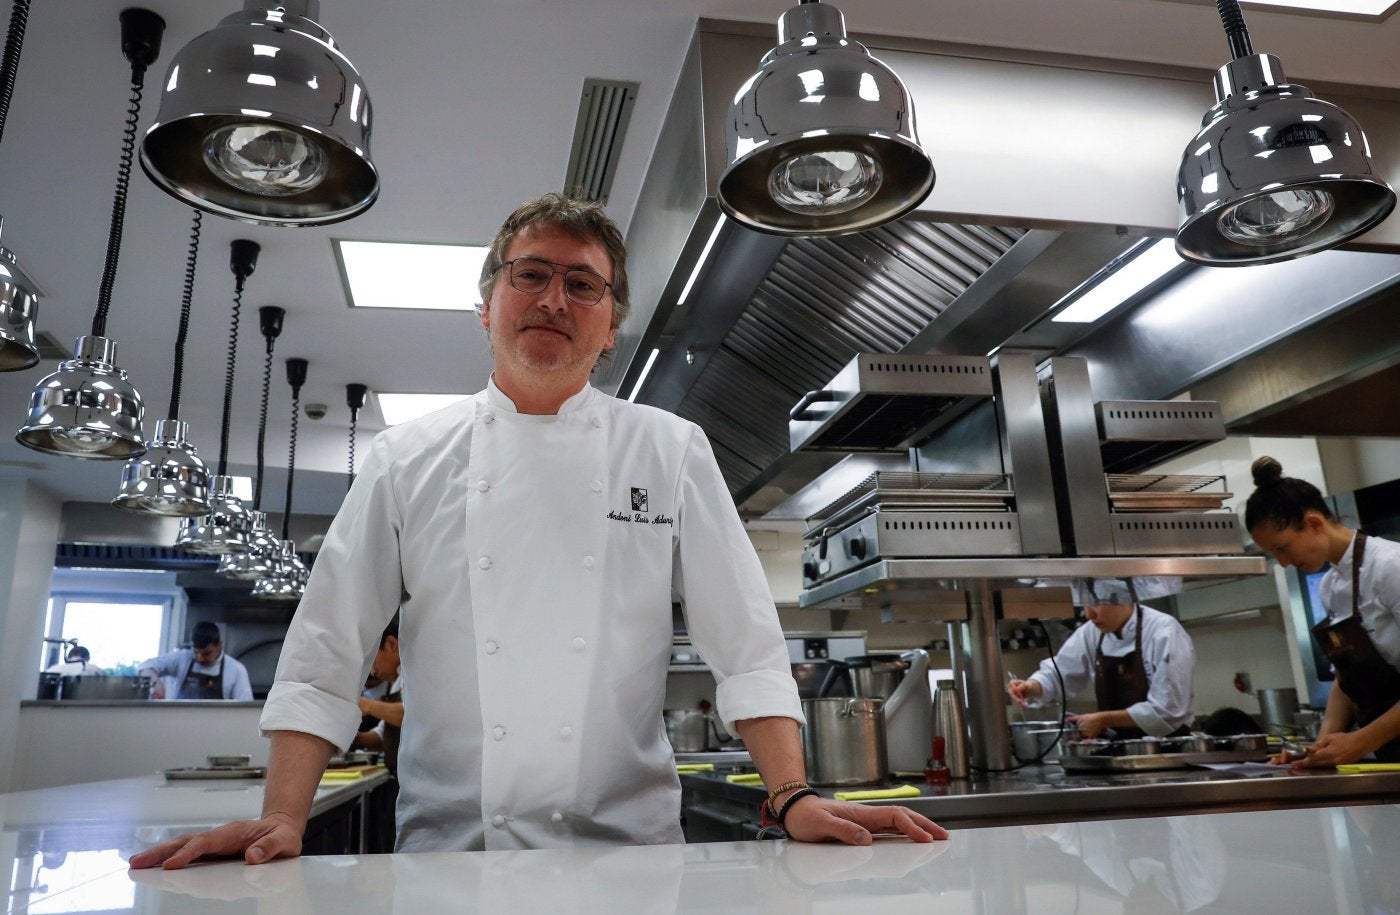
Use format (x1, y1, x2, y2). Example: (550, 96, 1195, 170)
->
(1, 0, 1399, 520)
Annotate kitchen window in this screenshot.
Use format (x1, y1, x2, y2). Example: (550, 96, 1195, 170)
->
(42, 569, 184, 674)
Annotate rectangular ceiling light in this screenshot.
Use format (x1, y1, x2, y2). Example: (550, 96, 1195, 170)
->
(1159, 0, 1398, 19)
(335, 240, 488, 311)
(626, 348, 661, 403)
(1240, 0, 1397, 15)
(377, 392, 472, 426)
(1051, 239, 1188, 324)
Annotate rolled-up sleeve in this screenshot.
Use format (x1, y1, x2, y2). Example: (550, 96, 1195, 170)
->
(259, 434, 405, 749)
(1127, 619, 1196, 737)
(671, 428, 804, 731)
(1027, 624, 1096, 708)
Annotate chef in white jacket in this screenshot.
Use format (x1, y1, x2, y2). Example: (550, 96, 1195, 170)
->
(132, 194, 944, 870)
(1008, 577, 1196, 739)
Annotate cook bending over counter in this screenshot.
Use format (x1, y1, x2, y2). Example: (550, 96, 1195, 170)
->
(1008, 577, 1196, 739)
(1247, 456, 1400, 767)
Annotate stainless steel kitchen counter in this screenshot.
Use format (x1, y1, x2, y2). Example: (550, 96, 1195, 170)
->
(680, 762, 1400, 830)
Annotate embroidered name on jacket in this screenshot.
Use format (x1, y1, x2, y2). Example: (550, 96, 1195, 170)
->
(606, 509, 675, 525)
(606, 486, 673, 525)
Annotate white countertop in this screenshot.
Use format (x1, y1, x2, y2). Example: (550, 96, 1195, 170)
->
(4, 775, 1396, 913)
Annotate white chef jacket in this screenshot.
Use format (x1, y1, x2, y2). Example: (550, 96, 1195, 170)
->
(1318, 533, 1400, 669)
(45, 660, 107, 676)
(261, 380, 803, 851)
(1023, 604, 1196, 736)
(139, 648, 254, 701)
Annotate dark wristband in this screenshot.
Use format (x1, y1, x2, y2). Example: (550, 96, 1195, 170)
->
(776, 787, 819, 826)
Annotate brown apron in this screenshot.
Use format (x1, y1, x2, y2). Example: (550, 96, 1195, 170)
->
(381, 685, 403, 776)
(1310, 532, 1400, 763)
(1095, 605, 1153, 739)
(176, 654, 224, 700)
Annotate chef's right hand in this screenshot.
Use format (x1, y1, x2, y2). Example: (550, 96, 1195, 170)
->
(148, 679, 165, 700)
(127, 813, 303, 870)
(1006, 678, 1040, 707)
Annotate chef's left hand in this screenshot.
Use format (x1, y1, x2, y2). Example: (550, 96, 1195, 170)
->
(1067, 712, 1114, 739)
(1288, 731, 1368, 769)
(782, 796, 948, 845)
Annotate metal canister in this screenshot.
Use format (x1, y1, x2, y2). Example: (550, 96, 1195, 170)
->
(800, 697, 888, 786)
(932, 679, 970, 778)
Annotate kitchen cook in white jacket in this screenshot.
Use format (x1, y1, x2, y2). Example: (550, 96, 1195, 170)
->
(132, 194, 944, 870)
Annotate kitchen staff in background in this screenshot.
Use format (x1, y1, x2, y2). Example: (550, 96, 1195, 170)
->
(131, 193, 943, 871)
(1008, 577, 1196, 739)
(138, 621, 253, 701)
(351, 617, 403, 774)
(1246, 456, 1400, 766)
(44, 645, 106, 676)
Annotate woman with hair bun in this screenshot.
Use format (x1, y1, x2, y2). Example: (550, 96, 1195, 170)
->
(1246, 456, 1400, 766)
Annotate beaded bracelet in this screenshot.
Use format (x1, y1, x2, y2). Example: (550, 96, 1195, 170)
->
(763, 780, 810, 819)
(775, 787, 820, 827)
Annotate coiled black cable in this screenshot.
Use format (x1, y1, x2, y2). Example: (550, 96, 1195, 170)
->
(1216, 0, 1253, 61)
(167, 210, 201, 420)
(283, 384, 300, 541)
(254, 346, 273, 510)
(347, 412, 357, 492)
(973, 618, 1072, 774)
(92, 71, 145, 337)
(216, 276, 245, 478)
(0, 0, 31, 145)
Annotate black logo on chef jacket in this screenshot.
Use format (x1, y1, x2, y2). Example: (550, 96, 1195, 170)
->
(605, 486, 673, 526)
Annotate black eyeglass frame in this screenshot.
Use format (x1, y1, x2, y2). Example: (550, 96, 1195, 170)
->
(490, 256, 614, 307)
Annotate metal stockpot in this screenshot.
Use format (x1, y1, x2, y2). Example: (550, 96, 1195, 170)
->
(801, 697, 888, 786)
(58, 675, 153, 701)
(664, 709, 708, 753)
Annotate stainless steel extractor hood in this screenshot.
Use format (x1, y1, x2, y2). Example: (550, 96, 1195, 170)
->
(601, 19, 1400, 516)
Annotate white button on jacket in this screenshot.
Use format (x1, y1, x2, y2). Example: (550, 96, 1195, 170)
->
(261, 380, 802, 852)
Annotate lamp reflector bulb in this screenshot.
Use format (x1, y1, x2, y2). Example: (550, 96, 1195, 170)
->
(768, 150, 882, 216)
(48, 426, 119, 454)
(203, 123, 329, 197)
(1217, 187, 1334, 245)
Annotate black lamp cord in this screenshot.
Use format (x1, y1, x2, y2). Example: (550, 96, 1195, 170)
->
(347, 409, 358, 492)
(91, 54, 149, 338)
(215, 275, 246, 478)
(0, 0, 30, 145)
(283, 383, 300, 541)
(972, 618, 1071, 774)
(254, 338, 276, 510)
(166, 210, 201, 421)
(1215, 0, 1253, 61)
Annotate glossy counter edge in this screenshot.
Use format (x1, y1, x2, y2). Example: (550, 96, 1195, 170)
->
(21, 700, 265, 708)
(682, 768, 1400, 828)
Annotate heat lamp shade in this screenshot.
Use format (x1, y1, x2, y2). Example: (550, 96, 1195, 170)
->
(0, 248, 41, 371)
(113, 419, 212, 516)
(217, 511, 280, 579)
(15, 336, 146, 459)
(175, 474, 253, 554)
(717, 1, 933, 237)
(139, 2, 377, 227)
(1176, 54, 1396, 266)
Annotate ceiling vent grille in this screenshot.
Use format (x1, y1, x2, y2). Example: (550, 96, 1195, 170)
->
(35, 330, 67, 360)
(563, 78, 638, 204)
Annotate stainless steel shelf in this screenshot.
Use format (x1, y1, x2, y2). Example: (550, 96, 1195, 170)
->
(798, 555, 1269, 610)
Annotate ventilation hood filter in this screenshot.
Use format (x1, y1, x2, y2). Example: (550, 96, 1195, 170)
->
(789, 353, 993, 453)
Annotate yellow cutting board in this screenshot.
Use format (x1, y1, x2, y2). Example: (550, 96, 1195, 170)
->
(1336, 763, 1400, 773)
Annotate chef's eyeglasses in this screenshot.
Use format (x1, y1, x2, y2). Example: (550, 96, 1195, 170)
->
(492, 256, 613, 307)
